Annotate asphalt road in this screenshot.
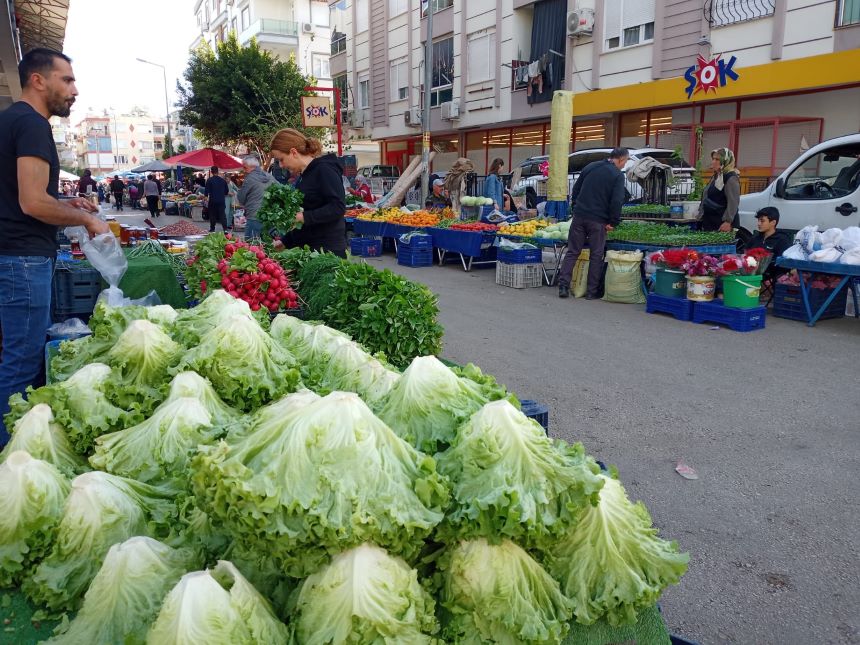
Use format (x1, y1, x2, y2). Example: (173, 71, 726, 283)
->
(363, 252, 860, 645)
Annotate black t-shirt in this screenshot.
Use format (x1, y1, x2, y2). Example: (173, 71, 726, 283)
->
(0, 102, 60, 257)
(204, 176, 228, 205)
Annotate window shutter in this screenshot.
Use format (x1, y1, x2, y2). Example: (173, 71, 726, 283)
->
(603, 0, 622, 40)
(622, 0, 655, 29)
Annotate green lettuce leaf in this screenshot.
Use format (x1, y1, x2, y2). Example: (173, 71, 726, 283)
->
(5, 363, 129, 455)
(0, 451, 70, 587)
(545, 474, 689, 627)
(270, 314, 354, 387)
(193, 391, 448, 577)
(174, 314, 300, 411)
(0, 404, 87, 477)
(103, 319, 182, 411)
(317, 340, 400, 405)
(146, 561, 290, 645)
(89, 396, 224, 485)
(22, 471, 178, 613)
(377, 355, 492, 453)
(453, 363, 519, 406)
(172, 289, 259, 346)
(438, 538, 572, 644)
(165, 371, 243, 429)
(436, 400, 604, 550)
(45, 536, 196, 645)
(291, 543, 440, 644)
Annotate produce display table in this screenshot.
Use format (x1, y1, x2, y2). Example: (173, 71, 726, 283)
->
(531, 237, 568, 285)
(352, 219, 385, 237)
(775, 258, 860, 326)
(430, 228, 497, 271)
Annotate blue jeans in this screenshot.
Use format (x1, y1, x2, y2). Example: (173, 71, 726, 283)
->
(0, 255, 53, 446)
(244, 218, 263, 240)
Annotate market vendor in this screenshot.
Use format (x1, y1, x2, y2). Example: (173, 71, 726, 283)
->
(426, 178, 452, 210)
(269, 128, 347, 257)
(745, 207, 792, 258)
(349, 175, 375, 203)
(698, 148, 740, 233)
(0, 48, 109, 447)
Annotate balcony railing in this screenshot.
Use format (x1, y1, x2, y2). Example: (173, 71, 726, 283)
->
(704, 0, 775, 27)
(239, 18, 298, 43)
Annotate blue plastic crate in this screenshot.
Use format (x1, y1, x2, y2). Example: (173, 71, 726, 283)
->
(520, 399, 549, 432)
(646, 293, 694, 321)
(692, 300, 766, 332)
(399, 234, 433, 250)
(52, 263, 103, 319)
(497, 246, 543, 264)
(772, 283, 846, 322)
(349, 236, 382, 257)
(397, 247, 434, 267)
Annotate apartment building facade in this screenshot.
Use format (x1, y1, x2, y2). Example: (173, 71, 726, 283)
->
(331, 0, 860, 187)
(192, 0, 333, 84)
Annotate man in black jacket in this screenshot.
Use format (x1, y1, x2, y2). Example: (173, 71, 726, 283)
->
(557, 147, 629, 299)
(109, 175, 125, 211)
(745, 207, 792, 258)
(204, 166, 229, 232)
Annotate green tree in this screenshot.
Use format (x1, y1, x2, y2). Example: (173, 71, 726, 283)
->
(176, 34, 324, 165)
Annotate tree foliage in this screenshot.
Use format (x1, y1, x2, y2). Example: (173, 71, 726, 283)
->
(176, 35, 325, 164)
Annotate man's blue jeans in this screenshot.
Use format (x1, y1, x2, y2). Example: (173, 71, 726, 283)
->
(0, 255, 53, 446)
(244, 217, 263, 240)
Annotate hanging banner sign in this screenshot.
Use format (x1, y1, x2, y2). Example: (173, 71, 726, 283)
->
(301, 96, 334, 127)
(684, 54, 740, 99)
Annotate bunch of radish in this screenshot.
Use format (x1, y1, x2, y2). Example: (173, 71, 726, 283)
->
(215, 239, 299, 312)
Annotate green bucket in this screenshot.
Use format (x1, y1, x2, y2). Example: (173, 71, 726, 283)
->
(722, 274, 763, 309)
(653, 268, 687, 298)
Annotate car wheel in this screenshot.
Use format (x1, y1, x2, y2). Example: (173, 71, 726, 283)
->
(525, 188, 537, 209)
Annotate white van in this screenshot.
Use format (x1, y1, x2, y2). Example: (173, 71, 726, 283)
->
(738, 134, 860, 239)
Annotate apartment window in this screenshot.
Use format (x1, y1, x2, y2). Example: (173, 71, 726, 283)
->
(390, 58, 408, 101)
(467, 29, 495, 84)
(356, 0, 368, 33)
(241, 6, 250, 29)
(838, 0, 860, 25)
(141, 141, 153, 150)
(389, 0, 408, 16)
(154, 141, 164, 151)
(331, 31, 347, 55)
(114, 155, 128, 165)
(430, 37, 454, 106)
(422, 0, 453, 14)
(334, 74, 349, 109)
(605, 0, 655, 50)
(312, 1, 329, 26)
(358, 77, 370, 109)
(231, 17, 238, 33)
(153, 125, 165, 135)
(313, 54, 331, 80)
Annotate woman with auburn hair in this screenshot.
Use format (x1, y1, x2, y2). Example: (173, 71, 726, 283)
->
(269, 128, 347, 256)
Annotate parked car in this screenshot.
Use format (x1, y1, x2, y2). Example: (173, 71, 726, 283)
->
(513, 148, 696, 207)
(357, 165, 401, 179)
(738, 133, 860, 239)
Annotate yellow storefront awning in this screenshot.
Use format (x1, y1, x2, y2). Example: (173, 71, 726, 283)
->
(572, 49, 860, 117)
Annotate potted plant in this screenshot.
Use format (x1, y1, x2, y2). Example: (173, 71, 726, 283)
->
(683, 254, 720, 301)
(648, 248, 699, 298)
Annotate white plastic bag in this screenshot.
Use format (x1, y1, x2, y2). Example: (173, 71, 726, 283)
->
(97, 287, 163, 308)
(65, 227, 127, 287)
(782, 243, 807, 260)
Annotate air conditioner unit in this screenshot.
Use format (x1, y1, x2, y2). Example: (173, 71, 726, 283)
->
(302, 22, 314, 34)
(404, 108, 421, 127)
(349, 110, 366, 127)
(567, 8, 595, 37)
(440, 100, 460, 121)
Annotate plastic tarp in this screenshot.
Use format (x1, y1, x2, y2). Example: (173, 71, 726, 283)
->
(547, 91, 574, 203)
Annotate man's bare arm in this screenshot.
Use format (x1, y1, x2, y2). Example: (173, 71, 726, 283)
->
(18, 157, 108, 235)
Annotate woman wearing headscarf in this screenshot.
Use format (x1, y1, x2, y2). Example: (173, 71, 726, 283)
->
(268, 128, 347, 257)
(699, 148, 740, 232)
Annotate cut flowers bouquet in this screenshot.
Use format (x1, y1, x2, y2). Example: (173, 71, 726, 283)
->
(648, 248, 699, 270)
(683, 255, 720, 277)
(716, 249, 772, 276)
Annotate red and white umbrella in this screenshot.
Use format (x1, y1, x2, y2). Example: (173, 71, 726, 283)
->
(163, 148, 243, 171)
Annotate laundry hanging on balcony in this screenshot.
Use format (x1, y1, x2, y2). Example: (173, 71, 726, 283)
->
(527, 0, 566, 104)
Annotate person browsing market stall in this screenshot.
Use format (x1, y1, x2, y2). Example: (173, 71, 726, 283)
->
(483, 157, 505, 209)
(0, 48, 109, 447)
(269, 128, 347, 257)
(699, 148, 741, 232)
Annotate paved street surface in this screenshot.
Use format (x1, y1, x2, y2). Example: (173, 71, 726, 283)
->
(108, 207, 859, 643)
(366, 253, 859, 645)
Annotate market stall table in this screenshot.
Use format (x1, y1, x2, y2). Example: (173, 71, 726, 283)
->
(430, 228, 497, 271)
(775, 258, 860, 326)
(530, 237, 568, 285)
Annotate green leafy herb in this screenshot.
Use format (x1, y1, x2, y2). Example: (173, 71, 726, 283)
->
(257, 183, 304, 238)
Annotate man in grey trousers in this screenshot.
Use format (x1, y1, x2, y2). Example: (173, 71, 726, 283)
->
(557, 147, 629, 300)
(236, 155, 275, 239)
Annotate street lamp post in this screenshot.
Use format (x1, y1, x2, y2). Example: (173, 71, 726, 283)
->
(136, 58, 173, 163)
(421, 0, 434, 206)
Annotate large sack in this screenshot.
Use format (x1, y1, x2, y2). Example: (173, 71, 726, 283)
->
(602, 250, 645, 304)
(572, 249, 590, 298)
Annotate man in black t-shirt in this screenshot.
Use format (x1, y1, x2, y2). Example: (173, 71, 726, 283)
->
(0, 48, 108, 447)
(204, 166, 229, 233)
(110, 175, 125, 210)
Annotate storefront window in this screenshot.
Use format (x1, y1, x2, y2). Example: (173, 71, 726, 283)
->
(466, 132, 487, 170)
(487, 130, 512, 174)
(572, 119, 606, 149)
(512, 125, 545, 168)
(620, 112, 647, 149)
